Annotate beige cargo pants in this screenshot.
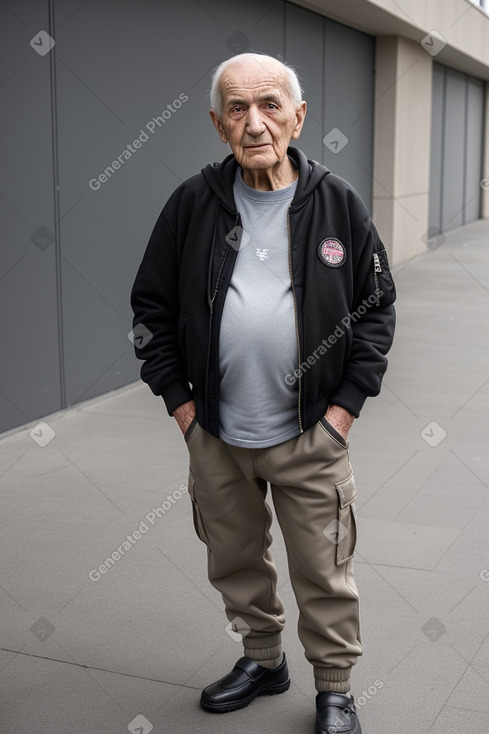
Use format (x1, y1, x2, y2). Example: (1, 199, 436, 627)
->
(184, 416, 362, 693)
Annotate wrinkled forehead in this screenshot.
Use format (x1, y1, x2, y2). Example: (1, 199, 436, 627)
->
(219, 59, 290, 103)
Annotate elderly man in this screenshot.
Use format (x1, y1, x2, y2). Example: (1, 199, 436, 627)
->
(131, 52, 395, 734)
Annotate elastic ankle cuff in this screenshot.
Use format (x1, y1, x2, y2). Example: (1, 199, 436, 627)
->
(244, 632, 282, 662)
(314, 667, 351, 694)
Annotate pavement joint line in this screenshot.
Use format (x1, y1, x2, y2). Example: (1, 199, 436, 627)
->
(381, 379, 419, 418)
(446, 643, 489, 680)
(387, 642, 420, 675)
(0, 644, 27, 673)
(427, 451, 489, 575)
(0, 584, 29, 614)
(450, 376, 489, 420)
(0, 448, 30, 481)
(391, 455, 449, 522)
(153, 642, 227, 714)
(155, 546, 223, 614)
(444, 702, 489, 717)
(354, 550, 419, 613)
(57, 642, 127, 712)
(424, 634, 489, 733)
(448, 251, 489, 297)
(0, 647, 203, 690)
(448, 584, 477, 614)
(430, 645, 489, 718)
(55, 584, 86, 615)
(57, 447, 127, 517)
(357, 448, 419, 512)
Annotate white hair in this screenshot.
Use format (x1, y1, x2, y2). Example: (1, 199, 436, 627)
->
(209, 52, 303, 116)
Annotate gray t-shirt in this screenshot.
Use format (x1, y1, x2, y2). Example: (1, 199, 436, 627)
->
(218, 167, 300, 448)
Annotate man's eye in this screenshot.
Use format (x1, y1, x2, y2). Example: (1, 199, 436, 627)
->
(266, 103, 278, 109)
(231, 107, 245, 113)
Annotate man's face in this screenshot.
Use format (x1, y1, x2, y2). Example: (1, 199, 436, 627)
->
(210, 58, 306, 172)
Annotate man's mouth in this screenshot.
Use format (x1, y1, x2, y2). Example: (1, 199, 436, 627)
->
(245, 144, 270, 149)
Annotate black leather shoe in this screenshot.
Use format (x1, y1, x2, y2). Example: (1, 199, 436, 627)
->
(316, 692, 362, 734)
(200, 654, 290, 713)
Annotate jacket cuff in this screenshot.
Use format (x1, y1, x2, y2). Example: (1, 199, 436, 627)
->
(160, 380, 193, 416)
(330, 379, 368, 418)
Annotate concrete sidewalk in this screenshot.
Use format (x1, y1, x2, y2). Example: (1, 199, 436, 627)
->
(1, 219, 488, 734)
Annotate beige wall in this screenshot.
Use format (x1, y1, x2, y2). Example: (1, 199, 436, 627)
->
(373, 36, 433, 264)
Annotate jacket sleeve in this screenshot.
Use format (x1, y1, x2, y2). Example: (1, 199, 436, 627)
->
(330, 215, 396, 417)
(130, 204, 193, 415)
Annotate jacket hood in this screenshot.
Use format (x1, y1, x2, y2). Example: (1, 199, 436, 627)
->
(201, 146, 330, 212)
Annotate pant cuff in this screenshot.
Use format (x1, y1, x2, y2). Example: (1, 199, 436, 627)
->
(243, 632, 282, 662)
(314, 666, 351, 694)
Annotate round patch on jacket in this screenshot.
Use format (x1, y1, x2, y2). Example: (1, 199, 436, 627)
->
(318, 238, 346, 268)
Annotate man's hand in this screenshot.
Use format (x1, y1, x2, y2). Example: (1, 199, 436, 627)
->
(173, 399, 196, 436)
(325, 405, 355, 442)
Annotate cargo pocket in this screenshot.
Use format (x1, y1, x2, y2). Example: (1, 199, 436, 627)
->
(188, 469, 210, 547)
(335, 472, 357, 565)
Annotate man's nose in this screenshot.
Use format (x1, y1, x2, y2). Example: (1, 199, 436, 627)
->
(245, 106, 266, 135)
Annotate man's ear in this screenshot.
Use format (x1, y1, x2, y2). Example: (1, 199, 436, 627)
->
(291, 101, 307, 140)
(209, 110, 228, 144)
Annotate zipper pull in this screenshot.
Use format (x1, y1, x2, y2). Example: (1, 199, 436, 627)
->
(373, 253, 382, 273)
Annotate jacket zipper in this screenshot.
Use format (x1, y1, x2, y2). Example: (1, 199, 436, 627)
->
(287, 208, 303, 433)
(204, 214, 237, 422)
(373, 252, 382, 306)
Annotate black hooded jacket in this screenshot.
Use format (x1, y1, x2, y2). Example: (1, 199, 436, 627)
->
(130, 146, 396, 437)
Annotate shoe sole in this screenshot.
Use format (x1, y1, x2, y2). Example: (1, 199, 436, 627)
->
(200, 678, 291, 713)
(316, 717, 362, 734)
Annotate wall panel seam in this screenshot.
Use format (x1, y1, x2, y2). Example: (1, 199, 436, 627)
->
(48, 0, 66, 409)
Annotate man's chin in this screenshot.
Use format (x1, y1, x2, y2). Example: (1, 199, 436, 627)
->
(238, 150, 280, 169)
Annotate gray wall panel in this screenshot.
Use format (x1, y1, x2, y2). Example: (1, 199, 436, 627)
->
(442, 69, 467, 231)
(285, 3, 324, 163)
(323, 20, 374, 210)
(0, 1, 61, 433)
(464, 77, 484, 223)
(429, 63, 445, 233)
(430, 63, 483, 234)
